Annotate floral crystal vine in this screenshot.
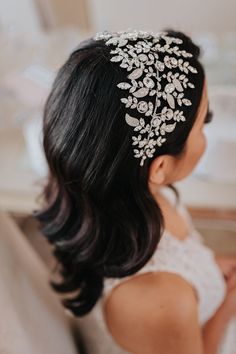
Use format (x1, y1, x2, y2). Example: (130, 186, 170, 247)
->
(94, 29, 198, 166)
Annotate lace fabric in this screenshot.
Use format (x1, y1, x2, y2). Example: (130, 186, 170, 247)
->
(102, 200, 227, 326)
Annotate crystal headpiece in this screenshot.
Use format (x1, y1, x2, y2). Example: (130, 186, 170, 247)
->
(93, 29, 198, 166)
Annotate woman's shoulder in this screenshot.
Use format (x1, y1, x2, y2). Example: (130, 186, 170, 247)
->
(103, 271, 199, 353)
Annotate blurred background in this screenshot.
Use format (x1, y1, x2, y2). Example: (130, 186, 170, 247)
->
(0, 0, 236, 267)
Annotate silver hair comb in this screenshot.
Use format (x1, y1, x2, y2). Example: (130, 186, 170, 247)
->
(94, 29, 198, 166)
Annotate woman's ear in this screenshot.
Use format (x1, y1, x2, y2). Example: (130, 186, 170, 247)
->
(148, 155, 168, 186)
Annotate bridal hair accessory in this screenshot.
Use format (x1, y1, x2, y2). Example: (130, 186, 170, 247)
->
(93, 29, 198, 166)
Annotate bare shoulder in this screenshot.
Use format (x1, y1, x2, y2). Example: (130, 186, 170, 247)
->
(103, 272, 203, 354)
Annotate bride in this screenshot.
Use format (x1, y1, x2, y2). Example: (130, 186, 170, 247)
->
(34, 29, 236, 354)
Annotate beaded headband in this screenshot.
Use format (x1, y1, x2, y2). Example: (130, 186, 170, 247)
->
(93, 29, 198, 166)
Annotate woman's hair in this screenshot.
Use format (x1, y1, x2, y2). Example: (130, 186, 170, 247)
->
(33, 29, 205, 316)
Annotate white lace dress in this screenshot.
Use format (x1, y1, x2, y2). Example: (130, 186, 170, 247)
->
(75, 191, 236, 354)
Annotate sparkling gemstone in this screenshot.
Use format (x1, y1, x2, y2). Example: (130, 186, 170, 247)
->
(173, 78, 183, 92)
(110, 55, 123, 62)
(138, 54, 148, 62)
(118, 38, 129, 47)
(117, 82, 131, 89)
(125, 114, 140, 127)
(189, 66, 198, 73)
(155, 61, 165, 71)
(133, 87, 149, 98)
(170, 57, 178, 66)
(137, 101, 148, 113)
(163, 122, 176, 132)
(152, 118, 161, 127)
(128, 68, 143, 80)
(143, 77, 155, 88)
(182, 98, 192, 106)
(165, 83, 175, 93)
(166, 109, 174, 120)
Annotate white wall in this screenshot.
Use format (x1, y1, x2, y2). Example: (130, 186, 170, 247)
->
(88, 0, 236, 34)
(1, 0, 235, 34)
(0, 0, 41, 32)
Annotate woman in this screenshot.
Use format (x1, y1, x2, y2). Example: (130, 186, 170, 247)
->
(34, 29, 236, 354)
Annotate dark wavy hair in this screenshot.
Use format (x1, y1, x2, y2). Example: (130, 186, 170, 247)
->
(33, 29, 205, 316)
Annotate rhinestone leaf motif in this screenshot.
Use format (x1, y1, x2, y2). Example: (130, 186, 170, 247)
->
(94, 29, 198, 166)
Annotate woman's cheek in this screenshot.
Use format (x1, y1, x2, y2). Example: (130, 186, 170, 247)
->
(192, 132, 206, 168)
(195, 133, 207, 164)
(200, 132, 207, 157)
